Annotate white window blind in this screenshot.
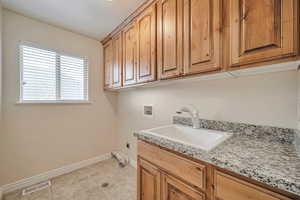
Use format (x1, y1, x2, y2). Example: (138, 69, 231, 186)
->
(19, 43, 88, 103)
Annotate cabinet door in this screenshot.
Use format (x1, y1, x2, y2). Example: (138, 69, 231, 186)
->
(214, 171, 291, 200)
(228, 0, 297, 67)
(183, 0, 221, 75)
(112, 33, 122, 88)
(103, 41, 113, 89)
(138, 159, 161, 200)
(162, 174, 205, 200)
(157, 0, 184, 79)
(123, 23, 137, 86)
(136, 4, 156, 83)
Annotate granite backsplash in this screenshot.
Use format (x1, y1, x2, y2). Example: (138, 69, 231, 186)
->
(295, 129, 300, 156)
(173, 116, 296, 144)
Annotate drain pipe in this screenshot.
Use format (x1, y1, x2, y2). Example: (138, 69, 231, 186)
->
(111, 151, 129, 168)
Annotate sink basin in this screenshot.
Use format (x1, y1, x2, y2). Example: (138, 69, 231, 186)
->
(140, 125, 232, 152)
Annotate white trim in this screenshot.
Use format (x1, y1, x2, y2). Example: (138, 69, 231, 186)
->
(229, 60, 299, 76)
(0, 153, 111, 194)
(19, 44, 24, 102)
(129, 159, 137, 169)
(16, 100, 92, 104)
(119, 60, 300, 92)
(19, 41, 87, 60)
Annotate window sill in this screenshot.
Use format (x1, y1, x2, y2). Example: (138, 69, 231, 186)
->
(16, 100, 92, 105)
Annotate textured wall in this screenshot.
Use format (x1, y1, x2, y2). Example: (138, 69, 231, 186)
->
(0, 10, 117, 186)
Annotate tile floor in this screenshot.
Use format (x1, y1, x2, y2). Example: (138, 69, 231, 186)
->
(4, 159, 137, 200)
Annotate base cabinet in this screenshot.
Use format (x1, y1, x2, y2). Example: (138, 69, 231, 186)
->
(138, 140, 295, 200)
(138, 159, 161, 200)
(138, 158, 205, 200)
(162, 175, 205, 200)
(214, 171, 291, 200)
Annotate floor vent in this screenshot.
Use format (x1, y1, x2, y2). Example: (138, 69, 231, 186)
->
(22, 181, 51, 196)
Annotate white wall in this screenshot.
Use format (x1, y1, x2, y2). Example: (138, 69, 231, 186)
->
(298, 70, 300, 130)
(0, 2, 3, 122)
(0, 4, 3, 199)
(116, 71, 298, 160)
(0, 10, 117, 186)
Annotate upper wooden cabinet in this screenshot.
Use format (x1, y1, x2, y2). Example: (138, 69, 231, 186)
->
(183, 0, 222, 75)
(112, 33, 123, 88)
(227, 0, 298, 67)
(102, 0, 299, 90)
(103, 41, 113, 89)
(123, 22, 138, 86)
(136, 4, 157, 83)
(157, 0, 184, 79)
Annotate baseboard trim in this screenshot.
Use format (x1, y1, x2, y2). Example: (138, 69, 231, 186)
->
(0, 153, 111, 194)
(129, 158, 137, 169)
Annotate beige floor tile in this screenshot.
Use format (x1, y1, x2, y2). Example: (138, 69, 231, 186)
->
(4, 159, 136, 200)
(3, 191, 22, 200)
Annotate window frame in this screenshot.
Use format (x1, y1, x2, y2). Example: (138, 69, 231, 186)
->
(18, 41, 90, 104)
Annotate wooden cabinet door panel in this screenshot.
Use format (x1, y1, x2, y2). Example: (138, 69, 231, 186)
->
(229, 0, 297, 67)
(157, 0, 184, 79)
(138, 140, 206, 191)
(137, 4, 156, 83)
(123, 23, 137, 86)
(138, 159, 161, 200)
(214, 171, 292, 200)
(162, 174, 205, 200)
(112, 33, 122, 88)
(103, 41, 113, 88)
(183, 0, 221, 75)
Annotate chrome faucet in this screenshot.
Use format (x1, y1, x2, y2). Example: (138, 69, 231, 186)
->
(176, 105, 201, 129)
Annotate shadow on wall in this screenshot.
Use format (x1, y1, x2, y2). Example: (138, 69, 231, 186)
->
(104, 91, 118, 114)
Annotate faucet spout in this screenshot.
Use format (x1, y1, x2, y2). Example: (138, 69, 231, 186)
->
(191, 117, 201, 129)
(177, 105, 200, 129)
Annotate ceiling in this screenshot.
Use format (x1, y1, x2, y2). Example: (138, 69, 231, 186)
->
(2, 0, 147, 40)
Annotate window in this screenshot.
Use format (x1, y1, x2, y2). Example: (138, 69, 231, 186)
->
(19, 43, 89, 103)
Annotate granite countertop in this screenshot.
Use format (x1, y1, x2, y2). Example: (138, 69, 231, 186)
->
(134, 117, 300, 197)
